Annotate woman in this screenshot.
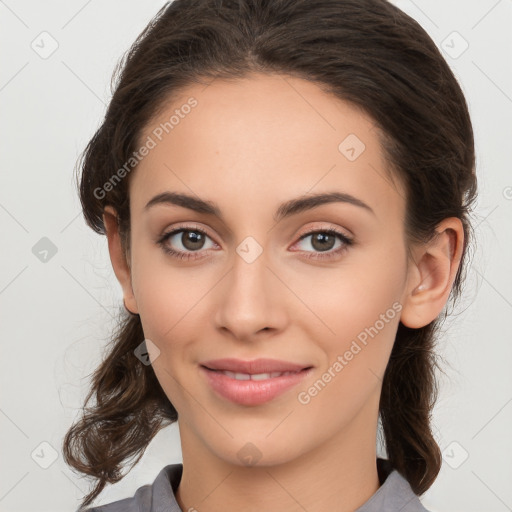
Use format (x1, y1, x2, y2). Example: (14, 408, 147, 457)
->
(63, 0, 477, 510)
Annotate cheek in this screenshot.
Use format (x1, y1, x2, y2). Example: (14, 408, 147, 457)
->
(294, 301, 401, 437)
(298, 241, 406, 386)
(130, 240, 205, 336)
(131, 259, 218, 391)
(300, 247, 405, 338)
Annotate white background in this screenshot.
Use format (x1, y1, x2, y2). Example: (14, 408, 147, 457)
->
(0, 1, 511, 511)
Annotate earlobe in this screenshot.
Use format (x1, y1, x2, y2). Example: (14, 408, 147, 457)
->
(103, 206, 139, 315)
(400, 218, 464, 329)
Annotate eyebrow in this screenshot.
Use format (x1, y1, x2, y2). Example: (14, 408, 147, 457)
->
(144, 191, 375, 222)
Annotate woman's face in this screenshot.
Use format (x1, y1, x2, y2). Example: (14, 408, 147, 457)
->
(123, 72, 414, 467)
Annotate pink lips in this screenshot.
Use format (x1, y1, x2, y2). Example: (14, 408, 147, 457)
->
(200, 358, 313, 406)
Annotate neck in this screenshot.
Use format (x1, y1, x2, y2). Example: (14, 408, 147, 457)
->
(174, 400, 381, 512)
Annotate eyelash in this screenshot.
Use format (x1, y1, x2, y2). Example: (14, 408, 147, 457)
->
(156, 223, 354, 262)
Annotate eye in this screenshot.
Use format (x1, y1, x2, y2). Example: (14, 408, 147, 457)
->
(292, 228, 353, 260)
(157, 224, 217, 261)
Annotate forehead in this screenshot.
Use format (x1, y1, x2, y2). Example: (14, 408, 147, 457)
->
(130, 72, 404, 221)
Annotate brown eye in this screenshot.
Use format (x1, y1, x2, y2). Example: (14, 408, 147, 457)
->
(157, 225, 216, 260)
(293, 228, 354, 261)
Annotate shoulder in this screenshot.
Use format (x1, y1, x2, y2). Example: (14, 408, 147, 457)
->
(84, 463, 183, 512)
(356, 459, 431, 512)
(375, 470, 431, 511)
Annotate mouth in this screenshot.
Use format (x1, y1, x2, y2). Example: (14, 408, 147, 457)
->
(199, 358, 313, 406)
(202, 368, 308, 380)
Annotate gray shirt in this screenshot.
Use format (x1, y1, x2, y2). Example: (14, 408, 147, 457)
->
(86, 458, 430, 512)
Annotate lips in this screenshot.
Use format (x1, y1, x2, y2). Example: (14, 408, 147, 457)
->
(200, 358, 313, 406)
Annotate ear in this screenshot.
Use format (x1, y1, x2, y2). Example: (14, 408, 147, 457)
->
(103, 205, 138, 315)
(400, 217, 464, 329)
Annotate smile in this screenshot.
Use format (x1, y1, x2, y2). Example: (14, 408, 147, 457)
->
(200, 365, 312, 406)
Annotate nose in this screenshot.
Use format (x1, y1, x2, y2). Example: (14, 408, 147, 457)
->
(213, 245, 287, 341)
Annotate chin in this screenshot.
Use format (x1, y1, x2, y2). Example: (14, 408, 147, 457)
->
(204, 432, 309, 469)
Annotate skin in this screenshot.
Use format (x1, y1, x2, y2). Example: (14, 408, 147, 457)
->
(103, 72, 463, 512)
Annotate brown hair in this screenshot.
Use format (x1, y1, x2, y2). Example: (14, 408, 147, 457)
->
(63, 0, 477, 508)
